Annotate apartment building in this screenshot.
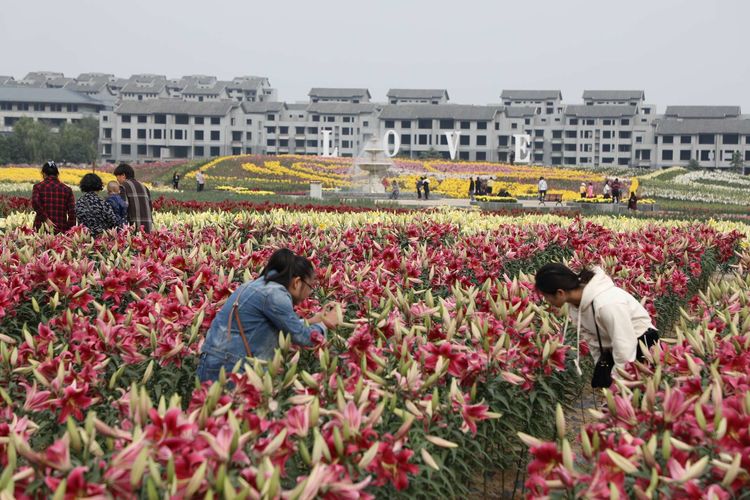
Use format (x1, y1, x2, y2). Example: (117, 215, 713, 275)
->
(5, 72, 750, 169)
(0, 86, 106, 133)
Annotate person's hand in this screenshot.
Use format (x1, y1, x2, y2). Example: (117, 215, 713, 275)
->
(321, 302, 342, 329)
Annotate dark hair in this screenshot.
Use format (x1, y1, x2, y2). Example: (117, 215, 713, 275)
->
(79, 173, 104, 193)
(535, 263, 595, 294)
(41, 161, 59, 177)
(261, 248, 314, 288)
(113, 163, 135, 179)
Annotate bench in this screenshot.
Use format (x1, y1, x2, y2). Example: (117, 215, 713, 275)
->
(540, 193, 563, 206)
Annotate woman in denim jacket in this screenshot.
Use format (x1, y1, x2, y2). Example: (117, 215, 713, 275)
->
(197, 249, 340, 382)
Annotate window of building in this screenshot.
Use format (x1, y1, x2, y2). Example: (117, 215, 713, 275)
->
(460, 121, 471, 130)
(602, 157, 614, 164)
(662, 150, 673, 160)
(266, 126, 275, 134)
(680, 150, 691, 161)
(580, 157, 590, 163)
(524, 118, 531, 125)
(568, 118, 578, 125)
(195, 130, 204, 140)
(279, 139, 288, 147)
(459, 152, 470, 160)
(194, 116, 204, 125)
(307, 140, 317, 147)
(120, 145, 131, 155)
(267, 139, 276, 146)
(384, 120, 395, 128)
(232, 131, 242, 141)
(326, 116, 335, 122)
(477, 122, 487, 130)
(621, 119, 630, 125)
(511, 123, 518, 129)
(138, 115, 147, 123)
(602, 144, 611, 152)
(618, 158, 630, 165)
(210, 131, 220, 141)
(699, 134, 714, 144)
(498, 135, 509, 146)
(211, 117, 220, 125)
(295, 127, 305, 135)
(193, 146, 204, 156)
(723, 134, 739, 144)
(400, 120, 411, 129)
(662, 135, 673, 144)
(564, 144, 576, 151)
(551, 143, 562, 152)
(312, 115, 320, 122)
(638, 150, 651, 160)
(602, 130, 612, 139)
(459, 135, 470, 146)
(121, 115, 131, 123)
(439, 119, 454, 129)
(210, 146, 220, 156)
(418, 134, 429, 145)
(137, 144, 147, 155)
(680, 135, 691, 144)
(477, 136, 487, 146)
(603, 119, 612, 126)
(137, 129, 146, 139)
(342, 127, 352, 135)
(279, 126, 288, 134)
(619, 131, 632, 139)
(565, 130, 576, 138)
(155, 114, 167, 124)
(618, 144, 631, 152)
(246, 119, 252, 125)
(401, 134, 411, 145)
(103, 128, 112, 139)
(551, 130, 562, 139)
(363, 121, 369, 127)
(246, 132, 252, 141)
(477, 152, 487, 161)
(418, 119, 432, 129)
(266, 114, 275, 121)
(121, 128, 131, 139)
(295, 139, 305, 148)
(343, 116, 352, 122)
(307, 127, 317, 134)
(153, 129, 162, 139)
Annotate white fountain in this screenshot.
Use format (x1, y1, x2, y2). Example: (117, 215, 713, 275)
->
(351, 135, 394, 194)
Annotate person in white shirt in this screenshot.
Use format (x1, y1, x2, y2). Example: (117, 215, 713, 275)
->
(537, 176, 548, 201)
(196, 171, 206, 192)
(534, 263, 658, 382)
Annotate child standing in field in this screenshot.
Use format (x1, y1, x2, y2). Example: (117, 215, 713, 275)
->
(105, 180, 128, 226)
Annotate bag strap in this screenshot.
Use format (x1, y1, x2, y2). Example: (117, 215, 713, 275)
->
(227, 292, 253, 358)
(591, 299, 606, 354)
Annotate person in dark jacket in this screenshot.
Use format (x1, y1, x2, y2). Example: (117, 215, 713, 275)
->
(105, 180, 128, 226)
(172, 172, 180, 190)
(31, 161, 76, 233)
(416, 178, 423, 199)
(114, 163, 153, 232)
(75, 174, 120, 237)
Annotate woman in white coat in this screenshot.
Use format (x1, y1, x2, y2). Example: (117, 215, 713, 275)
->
(534, 263, 659, 382)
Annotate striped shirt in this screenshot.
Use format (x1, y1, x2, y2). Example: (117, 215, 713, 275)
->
(120, 179, 153, 233)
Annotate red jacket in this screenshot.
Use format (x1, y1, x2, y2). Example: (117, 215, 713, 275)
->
(31, 176, 76, 232)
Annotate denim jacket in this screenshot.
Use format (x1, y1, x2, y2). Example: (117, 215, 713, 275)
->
(197, 276, 325, 381)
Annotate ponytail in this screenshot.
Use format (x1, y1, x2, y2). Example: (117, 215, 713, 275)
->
(535, 263, 594, 294)
(261, 248, 314, 287)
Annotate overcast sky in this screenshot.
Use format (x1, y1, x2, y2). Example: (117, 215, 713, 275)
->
(2, 0, 748, 110)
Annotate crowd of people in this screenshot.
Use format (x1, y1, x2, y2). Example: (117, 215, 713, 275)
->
(31, 161, 153, 236)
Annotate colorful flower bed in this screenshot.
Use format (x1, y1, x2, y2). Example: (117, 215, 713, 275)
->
(521, 252, 750, 498)
(0, 208, 742, 498)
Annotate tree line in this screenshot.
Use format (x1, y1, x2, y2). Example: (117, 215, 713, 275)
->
(0, 117, 99, 165)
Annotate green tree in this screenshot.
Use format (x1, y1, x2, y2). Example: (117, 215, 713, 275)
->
(58, 118, 98, 163)
(418, 147, 443, 160)
(10, 117, 59, 163)
(687, 158, 701, 170)
(730, 151, 744, 173)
